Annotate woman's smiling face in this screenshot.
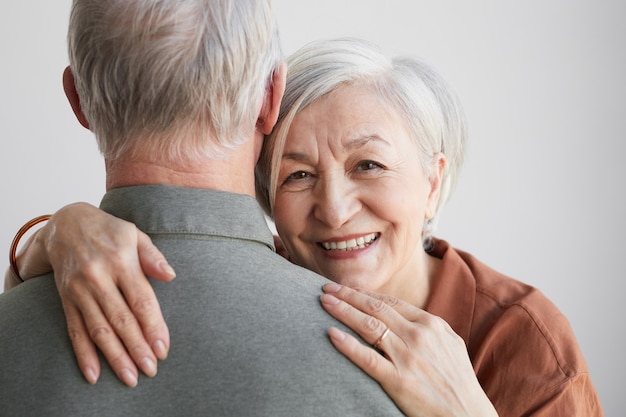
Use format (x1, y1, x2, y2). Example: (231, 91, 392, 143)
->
(273, 83, 443, 295)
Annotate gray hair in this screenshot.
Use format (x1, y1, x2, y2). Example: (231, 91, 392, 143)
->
(68, 0, 282, 161)
(256, 37, 467, 243)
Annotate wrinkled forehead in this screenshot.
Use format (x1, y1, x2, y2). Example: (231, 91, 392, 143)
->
(282, 94, 423, 175)
(286, 82, 415, 147)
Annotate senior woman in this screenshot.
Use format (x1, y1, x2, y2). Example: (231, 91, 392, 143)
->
(7, 38, 602, 416)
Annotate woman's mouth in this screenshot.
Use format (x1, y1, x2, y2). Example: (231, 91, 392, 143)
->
(320, 233, 379, 251)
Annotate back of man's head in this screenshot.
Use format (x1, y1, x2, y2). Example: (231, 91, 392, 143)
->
(68, 0, 282, 161)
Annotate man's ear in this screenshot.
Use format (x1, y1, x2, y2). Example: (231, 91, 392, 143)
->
(62, 66, 90, 129)
(257, 61, 287, 135)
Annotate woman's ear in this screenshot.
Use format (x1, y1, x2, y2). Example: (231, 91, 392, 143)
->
(425, 153, 446, 220)
(257, 62, 287, 135)
(62, 66, 90, 130)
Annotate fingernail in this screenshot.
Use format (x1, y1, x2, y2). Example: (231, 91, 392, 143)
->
(153, 340, 168, 360)
(323, 283, 342, 293)
(159, 261, 176, 278)
(121, 368, 138, 388)
(141, 358, 157, 377)
(85, 367, 98, 385)
(328, 327, 346, 342)
(321, 294, 340, 305)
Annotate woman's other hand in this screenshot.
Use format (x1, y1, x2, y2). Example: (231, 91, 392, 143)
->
(34, 203, 175, 387)
(320, 283, 498, 417)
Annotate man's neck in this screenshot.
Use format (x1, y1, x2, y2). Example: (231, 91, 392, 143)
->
(105, 138, 260, 197)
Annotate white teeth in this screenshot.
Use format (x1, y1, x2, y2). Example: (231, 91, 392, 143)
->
(321, 233, 378, 251)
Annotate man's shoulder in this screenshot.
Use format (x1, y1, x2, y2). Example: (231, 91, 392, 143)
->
(0, 273, 59, 315)
(0, 274, 67, 351)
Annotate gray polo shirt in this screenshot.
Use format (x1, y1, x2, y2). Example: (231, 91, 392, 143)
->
(0, 185, 402, 416)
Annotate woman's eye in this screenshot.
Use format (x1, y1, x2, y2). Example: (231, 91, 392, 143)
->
(285, 171, 309, 181)
(356, 160, 384, 171)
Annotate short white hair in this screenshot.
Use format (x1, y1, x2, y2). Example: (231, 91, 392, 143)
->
(69, 0, 282, 161)
(256, 38, 467, 243)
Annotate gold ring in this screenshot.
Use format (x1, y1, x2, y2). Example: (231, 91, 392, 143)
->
(373, 327, 390, 350)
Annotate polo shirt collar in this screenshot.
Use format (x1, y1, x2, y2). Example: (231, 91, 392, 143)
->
(99, 184, 275, 252)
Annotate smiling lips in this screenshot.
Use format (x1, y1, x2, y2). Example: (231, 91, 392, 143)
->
(320, 233, 379, 251)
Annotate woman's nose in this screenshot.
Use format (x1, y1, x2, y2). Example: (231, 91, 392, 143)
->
(313, 176, 360, 229)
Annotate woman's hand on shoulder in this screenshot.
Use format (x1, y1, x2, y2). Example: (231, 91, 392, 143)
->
(39, 202, 176, 387)
(320, 284, 499, 417)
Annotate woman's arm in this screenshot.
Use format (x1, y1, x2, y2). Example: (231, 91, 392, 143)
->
(320, 283, 499, 417)
(4, 265, 23, 290)
(7, 203, 176, 387)
(5, 216, 54, 291)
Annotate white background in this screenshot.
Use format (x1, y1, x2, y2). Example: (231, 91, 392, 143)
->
(1, 1, 623, 413)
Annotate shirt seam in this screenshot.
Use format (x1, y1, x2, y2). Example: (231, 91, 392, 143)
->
(475, 285, 577, 385)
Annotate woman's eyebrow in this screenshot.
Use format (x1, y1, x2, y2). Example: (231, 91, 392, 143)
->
(281, 135, 391, 162)
(281, 151, 309, 162)
(344, 135, 391, 150)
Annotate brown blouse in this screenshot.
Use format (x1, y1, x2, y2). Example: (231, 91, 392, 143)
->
(425, 239, 603, 416)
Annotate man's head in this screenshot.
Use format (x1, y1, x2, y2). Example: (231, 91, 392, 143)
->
(63, 0, 283, 163)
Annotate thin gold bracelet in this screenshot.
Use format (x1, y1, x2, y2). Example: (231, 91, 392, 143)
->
(9, 214, 52, 282)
